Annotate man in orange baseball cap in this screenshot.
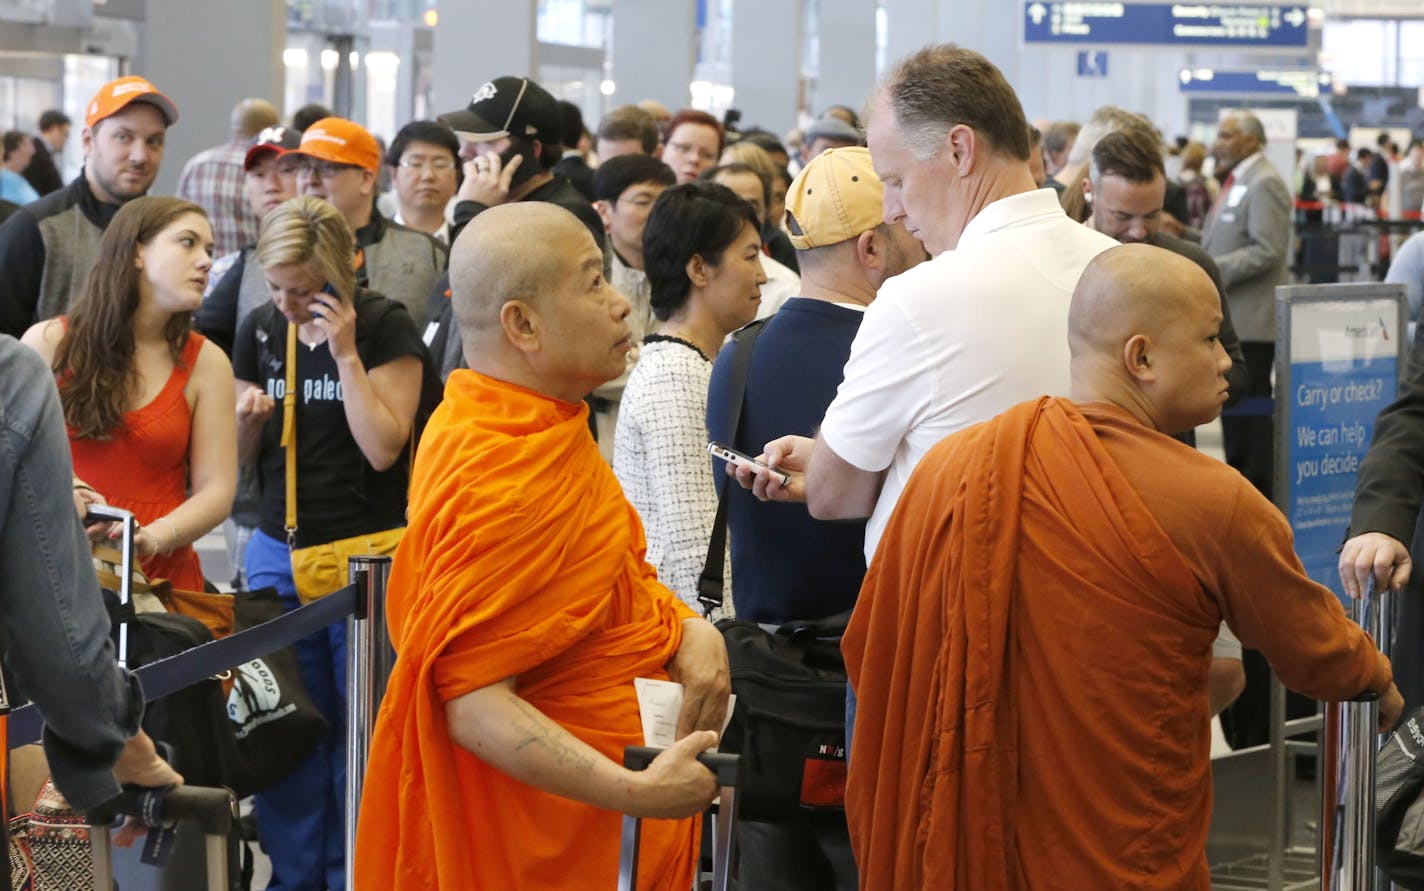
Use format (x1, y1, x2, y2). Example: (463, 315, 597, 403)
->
(0, 75, 179, 336)
(286, 116, 446, 326)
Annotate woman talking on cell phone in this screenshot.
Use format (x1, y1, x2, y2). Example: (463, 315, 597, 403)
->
(21, 196, 237, 592)
(231, 194, 427, 891)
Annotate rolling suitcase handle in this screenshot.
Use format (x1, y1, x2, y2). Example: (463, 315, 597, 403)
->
(618, 747, 742, 891)
(87, 784, 238, 891)
(84, 504, 137, 668)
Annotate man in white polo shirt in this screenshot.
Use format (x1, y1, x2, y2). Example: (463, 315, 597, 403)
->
(734, 43, 1116, 564)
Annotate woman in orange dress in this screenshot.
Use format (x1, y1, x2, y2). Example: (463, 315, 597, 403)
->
(23, 196, 237, 590)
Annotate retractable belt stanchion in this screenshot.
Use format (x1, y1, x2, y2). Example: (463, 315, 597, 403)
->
(345, 554, 394, 891)
(1326, 580, 1392, 890)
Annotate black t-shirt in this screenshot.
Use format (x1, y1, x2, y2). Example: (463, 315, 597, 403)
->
(232, 289, 426, 548)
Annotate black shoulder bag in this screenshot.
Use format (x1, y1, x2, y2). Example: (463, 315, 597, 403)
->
(699, 319, 851, 824)
(1377, 706, 1424, 888)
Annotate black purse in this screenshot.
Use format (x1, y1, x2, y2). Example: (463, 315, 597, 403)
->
(698, 319, 850, 824)
(223, 586, 330, 798)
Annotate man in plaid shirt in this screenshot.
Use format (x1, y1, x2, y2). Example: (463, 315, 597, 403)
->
(175, 98, 279, 256)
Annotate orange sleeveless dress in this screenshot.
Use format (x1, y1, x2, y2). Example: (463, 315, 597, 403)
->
(70, 333, 208, 591)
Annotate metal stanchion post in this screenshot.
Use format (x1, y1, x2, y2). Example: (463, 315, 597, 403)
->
(1325, 583, 1392, 890)
(345, 554, 394, 891)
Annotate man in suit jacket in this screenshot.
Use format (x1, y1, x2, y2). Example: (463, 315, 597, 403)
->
(1201, 111, 1292, 501)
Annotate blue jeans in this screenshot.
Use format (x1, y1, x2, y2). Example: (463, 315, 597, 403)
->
(246, 528, 347, 891)
(845, 680, 857, 762)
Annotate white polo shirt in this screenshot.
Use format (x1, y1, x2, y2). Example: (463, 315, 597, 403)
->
(819, 188, 1118, 562)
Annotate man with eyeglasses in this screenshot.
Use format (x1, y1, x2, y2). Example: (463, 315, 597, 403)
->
(288, 116, 447, 328)
(385, 120, 461, 245)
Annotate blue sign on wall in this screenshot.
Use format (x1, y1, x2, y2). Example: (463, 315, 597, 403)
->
(1024, 2, 1309, 48)
(1279, 289, 1405, 603)
(1077, 50, 1109, 77)
(1179, 68, 1331, 98)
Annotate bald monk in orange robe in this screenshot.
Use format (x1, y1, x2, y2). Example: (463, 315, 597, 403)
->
(354, 203, 731, 890)
(842, 243, 1403, 891)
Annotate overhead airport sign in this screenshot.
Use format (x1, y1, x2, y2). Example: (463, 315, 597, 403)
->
(1023, 3, 1310, 48)
(1179, 68, 1331, 98)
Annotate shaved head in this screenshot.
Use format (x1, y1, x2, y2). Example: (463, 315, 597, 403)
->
(1069, 244, 1231, 434)
(448, 203, 629, 403)
(449, 203, 594, 342)
(1069, 244, 1216, 362)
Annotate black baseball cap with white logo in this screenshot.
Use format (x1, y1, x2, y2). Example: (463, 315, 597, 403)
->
(439, 76, 560, 145)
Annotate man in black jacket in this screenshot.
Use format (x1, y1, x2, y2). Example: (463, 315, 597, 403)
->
(1341, 346, 1424, 710)
(0, 78, 177, 337)
(20, 109, 69, 198)
(426, 75, 608, 381)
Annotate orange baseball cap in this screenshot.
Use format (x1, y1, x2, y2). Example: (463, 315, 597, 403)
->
(85, 76, 179, 129)
(289, 117, 381, 173)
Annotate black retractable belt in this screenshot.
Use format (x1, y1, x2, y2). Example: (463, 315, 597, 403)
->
(6, 582, 357, 749)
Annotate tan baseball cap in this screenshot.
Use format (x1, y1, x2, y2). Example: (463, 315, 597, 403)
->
(783, 146, 884, 250)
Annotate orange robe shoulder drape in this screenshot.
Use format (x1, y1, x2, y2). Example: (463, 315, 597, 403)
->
(843, 397, 1390, 891)
(355, 370, 699, 890)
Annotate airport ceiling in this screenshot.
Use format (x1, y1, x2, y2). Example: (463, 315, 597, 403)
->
(1313, 0, 1424, 16)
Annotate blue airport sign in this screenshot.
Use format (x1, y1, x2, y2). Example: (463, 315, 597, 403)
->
(1024, 3, 1310, 48)
(1178, 68, 1331, 98)
(1077, 50, 1109, 77)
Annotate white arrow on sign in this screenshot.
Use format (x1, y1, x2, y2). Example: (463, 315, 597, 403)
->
(1284, 7, 1306, 27)
(1029, 3, 1047, 26)
(1179, 69, 1192, 85)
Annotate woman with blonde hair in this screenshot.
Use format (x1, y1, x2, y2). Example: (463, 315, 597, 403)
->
(232, 194, 427, 890)
(720, 139, 798, 268)
(22, 195, 236, 592)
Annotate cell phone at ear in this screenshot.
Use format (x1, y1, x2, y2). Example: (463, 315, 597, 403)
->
(497, 139, 541, 189)
(708, 442, 791, 487)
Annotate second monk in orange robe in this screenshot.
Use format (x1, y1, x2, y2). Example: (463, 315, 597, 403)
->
(843, 244, 1401, 890)
(354, 203, 731, 890)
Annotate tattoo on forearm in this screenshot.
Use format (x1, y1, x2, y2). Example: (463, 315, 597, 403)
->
(508, 696, 596, 774)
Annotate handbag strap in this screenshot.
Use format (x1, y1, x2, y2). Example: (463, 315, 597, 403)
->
(282, 321, 297, 546)
(697, 318, 769, 615)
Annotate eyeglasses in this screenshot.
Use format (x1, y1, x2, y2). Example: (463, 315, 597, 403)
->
(296, 159, 358, 179)
(397, 158, 456, 173)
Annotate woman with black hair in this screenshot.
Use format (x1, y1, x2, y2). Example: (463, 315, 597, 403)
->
(613, 181, 766, 615)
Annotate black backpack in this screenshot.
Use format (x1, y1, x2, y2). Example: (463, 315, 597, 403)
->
(103, 592, 244, 792)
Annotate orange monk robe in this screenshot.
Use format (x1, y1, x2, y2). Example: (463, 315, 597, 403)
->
(843, 398, 1391, 891)
(354, 370, 701, 890)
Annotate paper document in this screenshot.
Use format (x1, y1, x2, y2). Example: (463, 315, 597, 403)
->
(633, 678, 735, 747)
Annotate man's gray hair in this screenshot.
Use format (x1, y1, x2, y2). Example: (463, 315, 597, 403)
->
(1228, 111, 1268, 145)
(875, 44, 1030, 163)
